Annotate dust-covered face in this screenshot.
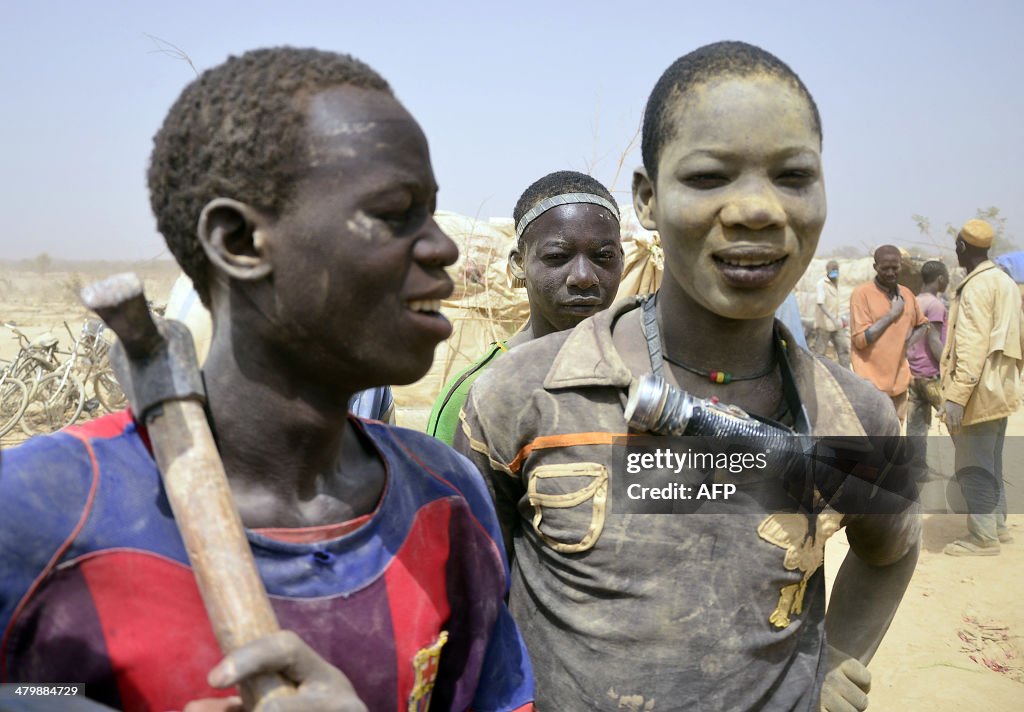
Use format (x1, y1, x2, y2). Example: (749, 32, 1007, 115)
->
(260, 86, 457, 389)
(874, 251, 901, 290)
(645, 75, 826, 319)
(517, 203, 623, 332)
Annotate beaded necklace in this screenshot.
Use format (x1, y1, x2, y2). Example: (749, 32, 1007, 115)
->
(661, 353, 777, 384)
(639, 293, 811, 436)
(641, 293, 778, 384)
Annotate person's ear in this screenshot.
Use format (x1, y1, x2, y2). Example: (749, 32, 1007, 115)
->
(197, 198, 272, 281)
(632, 167, 658, 231)
(508, 244, 527, 285)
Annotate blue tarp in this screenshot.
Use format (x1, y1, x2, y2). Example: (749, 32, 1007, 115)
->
(994, 252, 1024, 283)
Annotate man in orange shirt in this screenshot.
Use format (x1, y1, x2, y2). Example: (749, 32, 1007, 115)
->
(849, 245, 928, 426)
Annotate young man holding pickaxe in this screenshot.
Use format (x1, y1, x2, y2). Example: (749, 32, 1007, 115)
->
(0, 48, 533, 712)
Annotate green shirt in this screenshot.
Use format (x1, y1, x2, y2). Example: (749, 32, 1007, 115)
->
(426, 341, 507, 445)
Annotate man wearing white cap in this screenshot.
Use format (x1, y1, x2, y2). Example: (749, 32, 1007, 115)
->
(942, 219, 1024, 556)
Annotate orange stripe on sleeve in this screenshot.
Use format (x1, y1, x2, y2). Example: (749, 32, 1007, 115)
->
(508, 432, 630, 474)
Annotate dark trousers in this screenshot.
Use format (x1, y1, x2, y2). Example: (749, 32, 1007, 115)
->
(907, 377, 938, 479)
(952, 417, 1009, 544)
(812, 328, 850, 368)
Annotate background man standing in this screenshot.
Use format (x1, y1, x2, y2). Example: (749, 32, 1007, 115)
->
(907, 260, 949, 481)
(813, 259, 850, 366)
(850, 245, 928, 427)
(942, 219, 1023, 556)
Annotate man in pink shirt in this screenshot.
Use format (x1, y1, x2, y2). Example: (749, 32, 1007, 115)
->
(907, 261, 949, 480)
(849, 245, 928, 426)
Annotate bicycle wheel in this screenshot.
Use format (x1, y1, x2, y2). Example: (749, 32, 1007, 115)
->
(93, 369, 128, 413)
(0, 377, 29, 438)
(21, 372, 85, 436)
(14, 353, 56, 398)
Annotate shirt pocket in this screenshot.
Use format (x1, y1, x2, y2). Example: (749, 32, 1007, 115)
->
(526, 461, 608, 553)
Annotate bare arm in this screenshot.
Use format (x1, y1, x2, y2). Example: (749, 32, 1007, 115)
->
(826, 511, 921, 662)
(862, 296, 905, 346)
(927, 323, 944, 364)
(851, 291, 904, 350)
(862, 315, 896, 346)
(905, 323, 928, 348)
(821, 448, 921, 712)
(820, 527, 919, 712)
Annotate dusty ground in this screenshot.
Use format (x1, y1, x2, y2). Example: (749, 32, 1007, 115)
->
(2, 261, 1021, 709)
(824, 414, 1024, 710)
(0, 260, 178, 337)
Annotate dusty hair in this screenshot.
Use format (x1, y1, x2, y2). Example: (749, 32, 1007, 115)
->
(148, 47, 392, 306)
(641, 41, 822, 182)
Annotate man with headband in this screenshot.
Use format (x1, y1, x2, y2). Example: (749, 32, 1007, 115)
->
(427, 171, 623, 445)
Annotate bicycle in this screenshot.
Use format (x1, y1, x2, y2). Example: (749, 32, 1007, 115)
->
(93, 367, 128, 413)
(19, 323, 88, 437)
(73, 318, 127, 414)
(3, 323, 61, 399)
(0, 367, 30, 438)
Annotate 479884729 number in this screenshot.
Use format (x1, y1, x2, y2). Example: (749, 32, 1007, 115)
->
(0, 683, 83, 697)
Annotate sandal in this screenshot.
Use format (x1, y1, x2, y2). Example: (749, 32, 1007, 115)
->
(943, 539, 1000, 557)
(998, 532, 1015, 544)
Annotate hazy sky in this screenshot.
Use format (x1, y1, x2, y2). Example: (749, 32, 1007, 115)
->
(2, 0, 1021, 261)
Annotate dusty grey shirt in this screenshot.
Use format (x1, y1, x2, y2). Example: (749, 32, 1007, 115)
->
(455, 297, 918, 712)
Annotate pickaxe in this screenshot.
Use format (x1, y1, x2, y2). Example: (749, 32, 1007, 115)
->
(81, 273, 296, 710)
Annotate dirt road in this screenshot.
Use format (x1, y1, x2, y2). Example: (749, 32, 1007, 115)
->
(826, 410, 1024, 711)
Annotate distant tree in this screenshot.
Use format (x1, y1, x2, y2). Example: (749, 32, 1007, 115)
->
(908, 213, 947, 254)
(911, 213, 931, 238)
(32, 252, 52, 274)
(973, 206, 1017, 254)
(911, 206, 1018, 255)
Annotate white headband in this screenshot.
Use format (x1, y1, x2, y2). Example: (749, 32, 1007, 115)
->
(514, 192, 619, 239)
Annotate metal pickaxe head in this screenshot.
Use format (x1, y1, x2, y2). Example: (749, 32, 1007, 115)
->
(80, 272, 205, 422)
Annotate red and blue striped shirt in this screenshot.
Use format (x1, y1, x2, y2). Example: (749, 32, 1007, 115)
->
(0, 411, 533, 712)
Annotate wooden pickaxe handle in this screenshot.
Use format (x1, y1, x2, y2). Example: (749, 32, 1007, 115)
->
(81, 274, 296, 710)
